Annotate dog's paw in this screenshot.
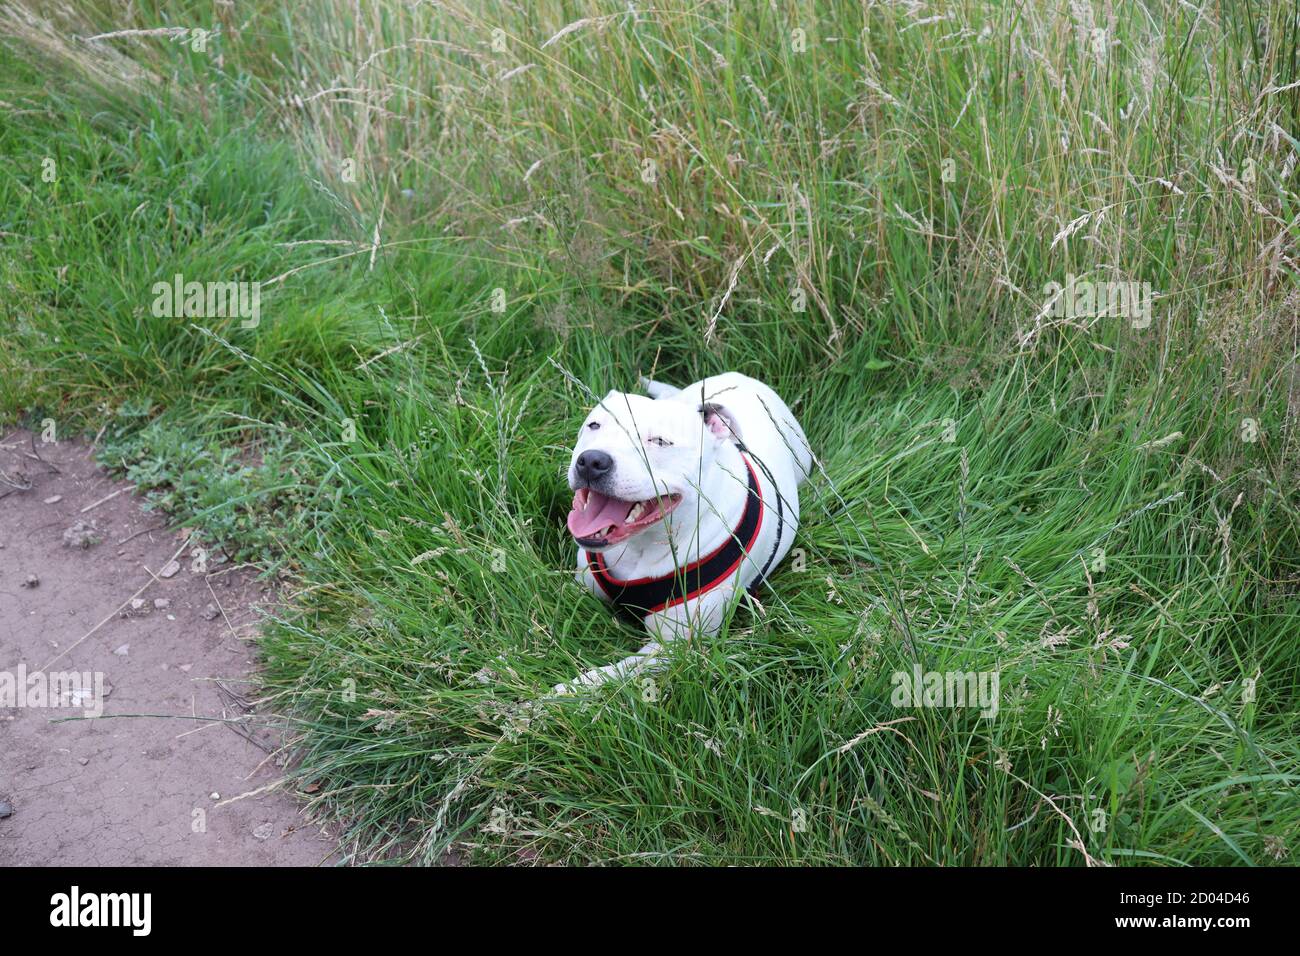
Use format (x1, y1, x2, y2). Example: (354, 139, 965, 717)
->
(552, 677, 589, 697)
(552, 666, 615, 697)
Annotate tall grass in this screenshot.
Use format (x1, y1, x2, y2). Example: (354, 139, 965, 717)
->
(1, 0, 1297, 864)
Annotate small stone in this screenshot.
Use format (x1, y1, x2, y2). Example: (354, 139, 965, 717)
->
(0, 800, 13, 819)
(201, 604, 220, 621)
(77, 757, 89, 766)
(252, 822, 275, 841)
(122, 598, 151, 619)
(113, 644, 129, 656)
(210, 792, 220, 800)
(43, 494, 62, 505)
(68, 686, 94, 708)
(179, 664, 192, 673)
(62, 520, 100, 549)
(22, 574, 39, 588)
(159, 560, 181, 579)
(153, 598, 171, 610)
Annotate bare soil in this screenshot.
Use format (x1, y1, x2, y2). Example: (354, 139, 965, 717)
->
(0, 431, 339, 866)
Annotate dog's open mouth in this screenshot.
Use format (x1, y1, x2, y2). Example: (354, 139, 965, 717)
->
(566, 487, 683, 548)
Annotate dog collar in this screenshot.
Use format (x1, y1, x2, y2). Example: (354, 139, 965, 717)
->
(585, 453, 765, 620)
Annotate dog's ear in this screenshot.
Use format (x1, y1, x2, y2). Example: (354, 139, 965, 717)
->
(700, 402, 742, 443)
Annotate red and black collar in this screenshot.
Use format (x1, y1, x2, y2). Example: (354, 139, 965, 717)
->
(585, 453, 765, 620)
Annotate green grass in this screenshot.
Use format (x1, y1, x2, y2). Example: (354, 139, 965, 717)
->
(1, 0, 1297, 865)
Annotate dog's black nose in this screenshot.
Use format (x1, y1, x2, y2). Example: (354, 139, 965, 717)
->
(575, 450, 614, 484)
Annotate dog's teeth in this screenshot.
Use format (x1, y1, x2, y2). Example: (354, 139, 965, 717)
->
(625, 501, 645, 523)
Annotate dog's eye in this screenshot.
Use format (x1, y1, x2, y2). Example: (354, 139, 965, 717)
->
(586, 422, 600, 431)
(647, 436, 673, 447)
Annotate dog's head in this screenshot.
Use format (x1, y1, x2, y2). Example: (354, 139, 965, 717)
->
(565, 389, 742, 550)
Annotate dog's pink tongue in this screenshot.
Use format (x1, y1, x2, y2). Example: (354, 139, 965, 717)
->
(567, 490, 627, 538)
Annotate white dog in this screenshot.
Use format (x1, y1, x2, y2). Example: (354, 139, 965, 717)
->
(558, 372, 812, 693)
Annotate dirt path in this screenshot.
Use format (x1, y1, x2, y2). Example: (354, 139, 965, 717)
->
(0, 431, 339, 865)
